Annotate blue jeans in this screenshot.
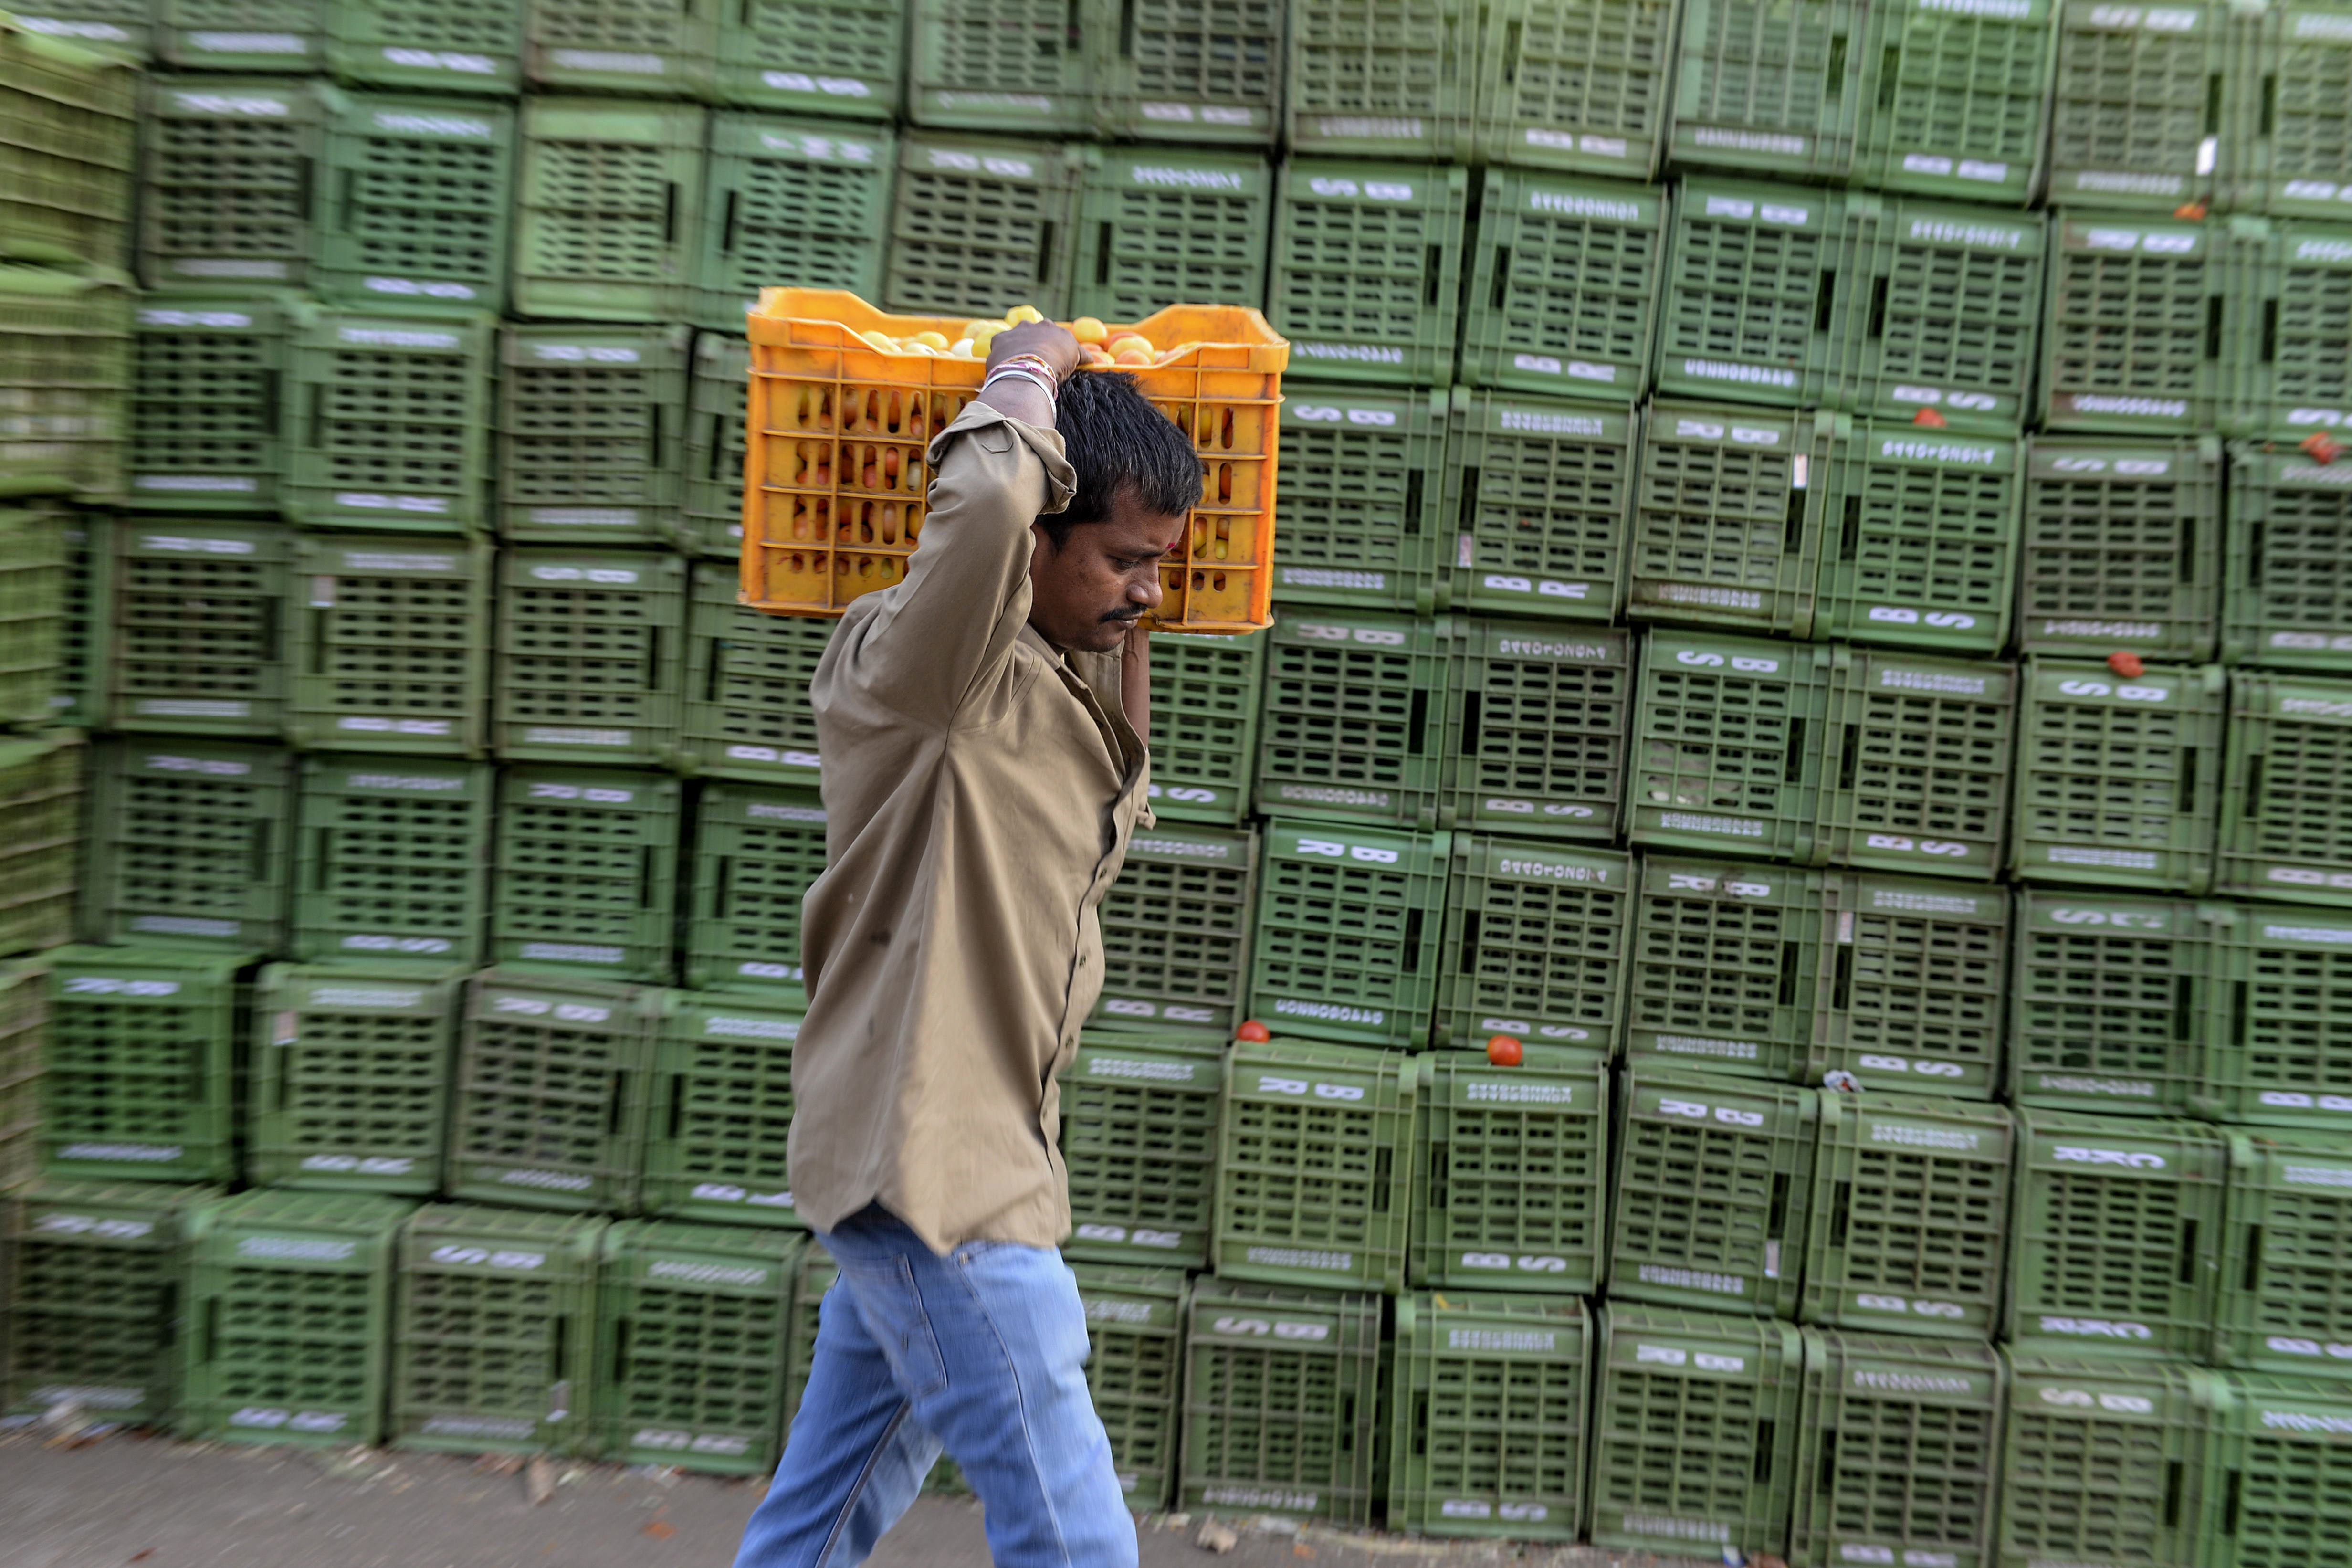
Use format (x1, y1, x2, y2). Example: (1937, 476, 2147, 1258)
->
(735, 1207, 1138, 1568)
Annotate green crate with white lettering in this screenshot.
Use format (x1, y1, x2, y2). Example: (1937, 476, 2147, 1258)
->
(1628, 631, 1836, 862)
(291, 758, 492, 968)
(1432, 840, 1629, 1054)
(1813, 424, 2022, 652)
(1180, 1277, 1386, 1524)
(0, 734, 82, 963)
(42, 946, 253, 1184)
(1095, 824, 1256, 1034)
(390, 1203, 606, 1457)
(1409, 1044, 1610, 1292)
(1270, 386, 1449, 613)
(1792, 1332, 2005, 1568)
(1460, 170, 1663, 403)
(178, 1189, 409, 1448)
(2019, 436, 2224, 662)
(714, 0, 903, 116)
(2048, 0, 2228, 212)
(158, 0, 325, 69)
(2212, 1372, 2352, 1568)
(1095, 0, 1280, 142)
(513, 98, 708, 322)
(1467, 0, 1677, 178)
(1610, 1068, 1818, 1318)
(908, 0, 1091, 132)
(681, 331, 748, 558)
(1073, 1267, 1188, 1509)
(591, 1221, 798, 1473)
(1213, 1037, 1416, 1294)
(0, 966, 44, 1189)
(138, 78, 328, 291)
(1440, 620, 1631, 843)
(1816, 649, 2016, 880)
(1062, 1033, 1227, 1269)
(641, 996, 804, 1226)
(2011, 656, 2226, 894)
(102, 516, 290, 738)
(316, 92, 514, 315)
(497, 324, 688, 546)
(84, 739, 293, 953)
(249, 964, 465, 1194)
(2009, 889, 2217, 1116)
(2230, 218, 2352, 441)
(522, 0, 714, 94)
(1654, 180, 1850, 411)
(2215, 1129, 2352, 1377)
(1254, 610, 1452, 831)
(494, 548, 684, 768)
(1069, 147, 1273, 325)
(2041, 213, 2241, 434)
(285, 533, 492, 755)
(1269, 159, 1470, 389)
(2205, 902, 2352, 1127)
(1145, 628, 1264, 827)
(4, 1, 148, 62)
(1284, 0, 1473, 158)
(1, 1179, 213, 1424)
(491, 765, 681, 983)
(1800, 1095, 2013, 1339)
(1670, 0, 1864, 179)
(1587, 1303, 1805, 1559)
(677, 560, 831, 786)
(682, 782, 825, 1000)
(325, 0, 524, 92)
(1855, 0, 2057, 203)
(1625, 857, 1827, 1082)
(0, 507, 64, 730)
(446, 969, 659, 1214)
(2225, 440, 2352, 673)
(1998, 1354, 2230, 1568)
(883, 132, 1084, 319)
(2227, 0, 2352, 217)
(1441, 391, 1636, 622)
(1386, 1292, 1589, 1539)
(127, 294, 294, 512)
(1248, 821, 1448, 1049)
(55, 515, 102, 728)
(1628, 406, 1841, 636)
(2006, 1109, 2233, 1359)
(698, 114, 894, 331)
(2216, 674, 2352, 905)
(286, 304, 495, 533)
(1806, 873, 2010, 1098)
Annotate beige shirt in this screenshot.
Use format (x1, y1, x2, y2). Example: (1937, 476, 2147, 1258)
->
(788, 401, 1153, 1254)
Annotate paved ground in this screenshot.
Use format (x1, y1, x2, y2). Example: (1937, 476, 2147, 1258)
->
(1, 1430, 1713, 1568)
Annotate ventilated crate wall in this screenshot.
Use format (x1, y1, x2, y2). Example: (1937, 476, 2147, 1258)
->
(2046, 0, 2228, 211)
(681, 781, 824, 999)
(1097, 0, 1281, 143)
(1815, 650, 2015, 884)
(1655, 182, 1846, 411)
(2216, 674, 2352, 904)
(0, 14, 137, 270)
(316, 92, 514, 316)
(126, 294, 290, 512)
(2041, 214, 2237, 435)
(907, 0, 1090, 133)
(0, 733, 83, 960)
(1270, 386, 1448, 613)
(1069, 148, 1273, 326)
(137, 77, 326, 292)
(714, 0, 904, 116)
(285, 533, 493, 755)
(2228, 0, 2352, 218)
(291, 757, 492, 966)
(1409, 1044, 1610, 1293)
(85, 737, 293, 952)
(883, 133, 1082, 319)
(1269, 159, 1469, 389)
(0, 266, 132, 504)
(491, 765, 679, 982)
(1146, 629, 1264, 826)
(42, 945, 249, 1184)
(1459, 169, 1663, 403)
(1813, 424, 2022, 652)
(1793, 1334, 2004, 1568)
(1096, 823, 1256, 1033)
(2226, 442, 2352, 673)
(1249, 821, 1448, 1048)
(640, 996, 802, 1226)
(0, 509, 65, 729)
(0, 969, 44, 1191)
(1813, 873, 2009, 1096)
(1838, 202, 2047, 431)
(1998, 1355, 2228, 1568)
(2207, 902, 2352, 1127)
(1628, 407, 1837, 637)
(2009, 889, 2216, 1115)
(1075, 1266, 1188, 1509)
(677, 559, 830, 786)
(248, 964, 462, 1194)
(1063, 1033, 1226, 1269)
(325, 0, 524, 92)
(2019, 436, 2224, 662)
(2216, 1129, 2352, 1377)
(157, 0, 327, 71)
(1442, 621, 1632, 842)
(698, 114, 893, 330)
(2232, 218, 2352, 442)
(1387, 1293, 1589, 1539)
(1180, 1278, 1384, 1524)
(1624, 857, 1827, 1081)
(1469, 0, 1676, 179)
(1441, 392, 1637, 622)
(2216, 1374, 2352, 1568)
(523, 0, 714, 96)
(679, 331, 748, 558)
(512, 98, 706, 322)
(285, 305, 495, 533)
(1673, 0, 1865, 177)
(103, 516, 289, 737)
(1855, 0, 2056, 202)
(1254, 610, 1451, 830)
(1433, 839, 1629, 1053)
(494, 547, 683, 768)
(177, 1189, 407, 1448)
(1284, 0, 1472, 158)
(497, 324, 688, 546)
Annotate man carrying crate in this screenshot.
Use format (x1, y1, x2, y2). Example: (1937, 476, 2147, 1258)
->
(735, 323, 1202, 1568)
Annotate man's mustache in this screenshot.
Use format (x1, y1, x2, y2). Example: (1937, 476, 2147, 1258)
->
(1101, 608, 1144, 624)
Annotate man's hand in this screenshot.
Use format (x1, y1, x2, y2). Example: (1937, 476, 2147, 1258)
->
(976, 322, 1081, 427)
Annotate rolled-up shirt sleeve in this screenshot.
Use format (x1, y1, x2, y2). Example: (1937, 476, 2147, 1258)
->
(831, 401, 1077, 726)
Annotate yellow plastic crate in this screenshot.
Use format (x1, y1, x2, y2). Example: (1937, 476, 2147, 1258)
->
(741, 288, 1286, 635)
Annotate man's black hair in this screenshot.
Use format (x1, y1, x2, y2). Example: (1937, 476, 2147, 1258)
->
(1042, 369, 1202, 548)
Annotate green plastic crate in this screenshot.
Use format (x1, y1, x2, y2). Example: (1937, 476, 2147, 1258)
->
(0, 732, 83, 960)
(1180, 1278, 1384, 1524)
(42, 945, 252, 1183)
(391, 1203, 606, 1456)
(2048, 0, 2228, 211)
(1, 2, 149, 62)
(1855, 0, 2058, 203)
(676, 560, 829, 785)
(2225, 439, 2352, 672)
(1145, 628, 1264, 825)
(1408, 1044, 1610, 1291)
(2216, 674, 2352, 904)
(2233, 217, 2352, 441)
(1073, 1266, 1188, 1509)
(494, 548, 683, 768)
(1432, 839, 1630, 1053)
(1671, 0, 1864, 177)
(1611, 1067, 1818, 1316)
(315, 92, 514, 315)
(2213, 1372, 2352, 1568)
(1815, 649, 2016, 880)
(1270, 386, 1447, 613)
(285, 533, 492, 755)
(1247, 821, 1448, 1048)
(1094, 823, 1256, 1033)
(1628, 404, 1839, 634)
(591, 1220, 797, 1473)
(908, 0, 1091, 132)
(1069, 147, 1273, 325)
(446, 968, 658, 1213)
(497, 324, 687, 546)
(103, 516, 291, 737)
(1656, 181, 1849, 410)
(1284, 0, 1472, 158)
(0, 263, 131, 502)
(712, 0, 905, 116)
(291, 757, 493, 967)
(2042, 212, 2240, 433)
(158, 0, 326, 69)
(1254, 610, 1452, 830)
(325, 0, 524, 92)
(2018, 436, 2224, 661)
(126, 295, 292, 512)
(1061, 1032, 1226, 1268)
(84, 738, 293, 952)
(1837, 200, 2048, 429)
(2227, 0, 2352, 217)
(698, 114, 894, 331)
(53, 513, 102, 729)
(2010, 888, 2218, 1115)
(1442, 620, 1631, 842)
(1460, 170, 1663, 403)
(1625, 856, 1828, 1082)
(178, 1189, 408, 1447)
(883, 133, 1084, 319)
(491, 765, 681, 982)
(2010, 656, 2226, 894)
(1214, 1036, 1415, 1294)
(1468, 0, 1677, 178)
(248, 963, 465, 1193)
(1587, 1303, 1805, 1560)
(1806, 873, 2010, 1097)
(0, 507, 63, 726)
(1628, 631, 1836, 860)
(1813, 424, 2021, 651)
(513, 98, 707, 323)
(2205, 902, 2352, 1126)
(640, 995, 803, 1225)
(1998, 1353, 2229, 1568)
(1386, 1292, 1589, 1539)
(681, 782, 823, 1000)
(1, 1179, 213, 1423)
(285, 305, 495, 533)
(2006, 1110, 2233, 1358)
(780, 1242, 829, 1420)
(1095, 0, 1281, 143)
(681, 331, 749, 558)
(1441, 391, 1636, 621)
(0, 966, 43, 1189)
(1799, 1094, 2013, 1337)
(138, 78, 326, 291)
(522, 0, 715, 94)
(1268, 159, 1470, 389)
(2215, 1129, 2352, 1376)
(1792, 1333, 2005, 1568)
(0, 18, 136, 270)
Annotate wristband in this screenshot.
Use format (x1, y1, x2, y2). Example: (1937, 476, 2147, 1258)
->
(983, 365, 1058, 404)
(996, 352, 1065, 387)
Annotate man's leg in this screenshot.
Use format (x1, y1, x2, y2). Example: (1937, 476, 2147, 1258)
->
(734, 1274, 942, 1568)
